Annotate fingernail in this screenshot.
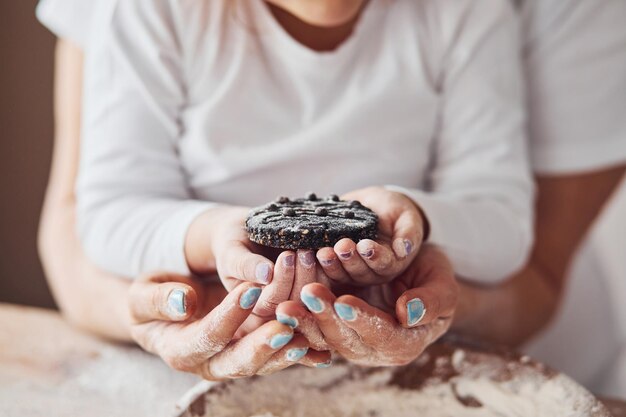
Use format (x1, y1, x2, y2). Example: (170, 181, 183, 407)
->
(359, 248, 374, 259)
(407, 298, 426, 327)
(255, 263, 272, 284)
(240, 287, 262, 309)
(299, 251, 316, 269)
(316, 360, 332, 368)
(301, 292, 324, 313)
(286, 347, 308, 362)
(268, 333, 293, 349)
(320, 258, 334, 267)
(167, 289, 186, 316)
(334, 303, 357, 321)
(338, 250, 353, 260)
(277, 313, 299, 328)
(283, 254, 295, 268)
(404, 239, 413, 256)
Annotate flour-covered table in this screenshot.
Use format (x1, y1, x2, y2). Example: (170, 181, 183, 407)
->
(1, 304, 624, 417)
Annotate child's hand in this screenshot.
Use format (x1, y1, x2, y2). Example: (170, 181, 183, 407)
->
(186, 206, 279, 288)
(128, 273, 331, 380)
(316, 187, 427, 286)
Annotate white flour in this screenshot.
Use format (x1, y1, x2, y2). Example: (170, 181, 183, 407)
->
(192, 348, 609, 417)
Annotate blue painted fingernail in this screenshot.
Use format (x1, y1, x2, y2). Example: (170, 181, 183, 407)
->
(269, 333, 293, 349)
(277, 313, 299, 328)
(255, 263, 272, 284)
(283, 254, 295, 267)
(334, 303, 357, 321)
(407, 298, 426, 327)
(299, 251, 316, 269)
(240, 287, 262, 309)
(338, 250, 353, 260)
(167, 289, 186, 316)
(301, 292, 324, 313)
(286, 347, 308, 362)
(316, 360, 332, 368)
(404, 240, 413, 256)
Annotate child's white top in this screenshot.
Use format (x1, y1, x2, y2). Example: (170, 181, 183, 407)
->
(43, 0, 534, 282)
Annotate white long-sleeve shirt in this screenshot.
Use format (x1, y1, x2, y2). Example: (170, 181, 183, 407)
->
(76, 0, 534, 282)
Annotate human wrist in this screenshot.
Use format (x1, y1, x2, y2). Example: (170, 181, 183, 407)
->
(184, 205, 248, 275)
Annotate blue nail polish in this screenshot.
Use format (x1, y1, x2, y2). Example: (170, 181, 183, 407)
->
(301, 292, 324, 313)
(167, 289, 186, 316)
(334, 303, 357, 321)
(286, 347, 308, 362)
(359, 249, 374, 259)
(256, 263, 271, 284)
(240, 287, 262, 309)
(269, 333, 293, 349)
(404, 240, 413, 256)
(316, 360, 332, 368)
(407, 298, 426, 327)
(277, 313, 298, 328)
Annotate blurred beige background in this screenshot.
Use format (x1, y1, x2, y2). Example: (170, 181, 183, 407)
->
(0, 0, 56, 308)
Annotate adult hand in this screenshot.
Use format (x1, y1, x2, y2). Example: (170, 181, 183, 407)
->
(316, 187, 427, 286)
(278, 245, 457, 366)
(128, 273, 331, 380)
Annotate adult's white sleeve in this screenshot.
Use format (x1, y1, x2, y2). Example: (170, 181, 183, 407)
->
(389, 0, 534, 284)
(522, 0, 626, 174)
(36, 0, 94, 47)
(77, 0, 215, 277)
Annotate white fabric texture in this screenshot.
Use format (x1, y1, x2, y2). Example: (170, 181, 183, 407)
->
(67, 0, 534, 280)
(521, 0, 626, 174)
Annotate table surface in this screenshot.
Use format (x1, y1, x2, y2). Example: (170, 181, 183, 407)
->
(1, 303, 624, 417)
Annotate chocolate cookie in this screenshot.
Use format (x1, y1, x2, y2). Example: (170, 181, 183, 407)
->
(246, 193, 378, 250)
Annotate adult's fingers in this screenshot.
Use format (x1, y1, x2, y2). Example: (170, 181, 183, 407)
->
(257, 345, 332, 375)
(300, 284, 369, 358)
(395, 246, 458, 328)
(217, 240, 275, 287)
(253, 251, 295, 318)
(276, 300, 329, 351)
(390, 207, 423, 260)
(129, 279, 197, 323)
(132, 282, 264, 372)
(203, 321, 296, 380)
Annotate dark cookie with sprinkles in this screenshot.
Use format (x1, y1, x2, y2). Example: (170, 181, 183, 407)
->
(246, 194, 379, 250)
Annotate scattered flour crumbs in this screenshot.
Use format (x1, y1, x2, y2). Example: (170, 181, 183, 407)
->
(195, 349, 608, 417)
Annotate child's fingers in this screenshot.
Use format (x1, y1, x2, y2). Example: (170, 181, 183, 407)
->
(390, 209, 423, 260)
(355, 240, 397, 281)
(129, 280, 197, 323)
(333, 239, 378, 285)
(316, 247, 351, 283)
(288, 250, 318, 301)
(203, 321, 295, 380)
(219, 241, 274, 286)
(253, 251, 296, 318)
